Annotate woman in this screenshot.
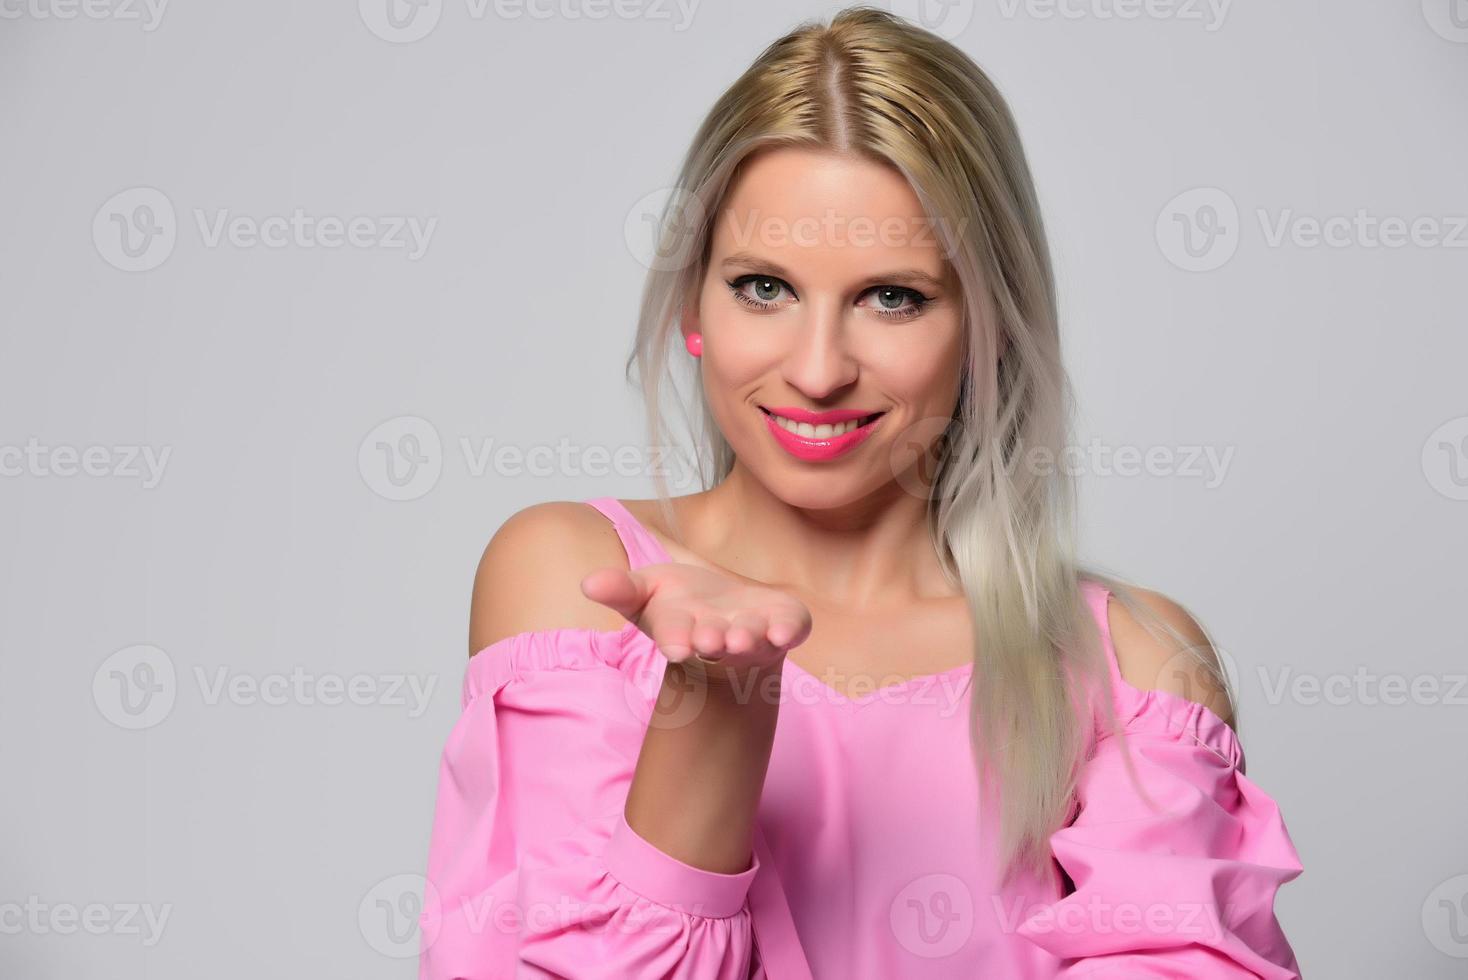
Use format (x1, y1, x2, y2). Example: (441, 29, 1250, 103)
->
(418, 7, 1303, 978)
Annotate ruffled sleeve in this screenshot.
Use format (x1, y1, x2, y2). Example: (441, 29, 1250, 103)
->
(1016, 680, 1305, 978)
(417, 625, 760, 980)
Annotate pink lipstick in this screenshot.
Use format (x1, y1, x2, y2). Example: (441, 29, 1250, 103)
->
(759, 405, 886, 462)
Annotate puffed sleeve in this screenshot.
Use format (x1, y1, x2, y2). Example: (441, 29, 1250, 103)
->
(417, 625, 760, 980)
(1016, 688, 1304, 978)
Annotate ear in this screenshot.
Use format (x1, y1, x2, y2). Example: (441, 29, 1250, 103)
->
(678, 302, 700, 342)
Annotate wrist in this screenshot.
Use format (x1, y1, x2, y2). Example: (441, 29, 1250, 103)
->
(666, 656, 786, 708)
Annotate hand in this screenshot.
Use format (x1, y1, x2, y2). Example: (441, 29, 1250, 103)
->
(580, 562, 812, 680)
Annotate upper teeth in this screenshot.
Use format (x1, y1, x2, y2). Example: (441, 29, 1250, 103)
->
(771, 413, 869, 438)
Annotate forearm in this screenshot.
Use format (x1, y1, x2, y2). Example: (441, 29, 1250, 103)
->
(624, 660, 783, 875)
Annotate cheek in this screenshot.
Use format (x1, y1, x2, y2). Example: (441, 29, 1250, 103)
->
(702, 340, 775, 398)
(698, 288, 783, 379)
(859, 321, 965, 398)
(697, 280, 743, 351)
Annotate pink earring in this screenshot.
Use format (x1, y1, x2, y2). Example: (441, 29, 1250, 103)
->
(685, 332, 703, 357)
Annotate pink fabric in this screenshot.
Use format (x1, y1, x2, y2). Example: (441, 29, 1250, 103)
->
(418, 496, 1303, 978)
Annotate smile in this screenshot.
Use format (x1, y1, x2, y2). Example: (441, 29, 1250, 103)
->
(764, 410, 883, 437)
(758, 405, 887, 462)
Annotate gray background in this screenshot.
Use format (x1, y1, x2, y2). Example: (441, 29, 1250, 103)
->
(2, 1, 1465, 976)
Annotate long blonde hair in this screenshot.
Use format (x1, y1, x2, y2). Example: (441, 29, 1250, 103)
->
(624, 5, 1232, 883)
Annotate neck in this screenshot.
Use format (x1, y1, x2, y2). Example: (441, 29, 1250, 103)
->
(677, 464, 960, 607)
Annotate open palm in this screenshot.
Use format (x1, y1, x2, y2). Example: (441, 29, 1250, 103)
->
(581, 561, 812, 675)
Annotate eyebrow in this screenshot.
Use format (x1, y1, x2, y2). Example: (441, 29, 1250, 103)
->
(719, 251, 948, 291)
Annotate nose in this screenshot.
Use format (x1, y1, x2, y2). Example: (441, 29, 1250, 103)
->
(781, 300, 859, 401)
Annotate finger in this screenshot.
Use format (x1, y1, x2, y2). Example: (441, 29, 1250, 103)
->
(724, 611, 769, 655)
(766, 612, 811, 650)
(579, 567, 650, 622)
(650, 608, 696, 661)
(689, 614, 731, 660)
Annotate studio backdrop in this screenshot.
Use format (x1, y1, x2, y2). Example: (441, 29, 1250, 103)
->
(1, 2, 1464, 977)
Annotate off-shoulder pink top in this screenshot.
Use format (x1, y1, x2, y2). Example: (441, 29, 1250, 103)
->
(418, 496, 1303, 978)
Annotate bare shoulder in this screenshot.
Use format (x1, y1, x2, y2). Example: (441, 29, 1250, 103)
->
(1106, 586, 1234, 722)
(468, 500, 632, 657)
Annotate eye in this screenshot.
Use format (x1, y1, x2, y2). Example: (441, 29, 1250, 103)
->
(723, 275, 933, 320)
(726, 274, 796, 311)
(859, 285, 931, 320)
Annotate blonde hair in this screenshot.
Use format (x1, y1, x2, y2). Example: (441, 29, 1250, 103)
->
(624, 5, 1232, 883)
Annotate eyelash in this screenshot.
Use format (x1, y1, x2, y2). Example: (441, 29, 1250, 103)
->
(724, 275, 932, 321)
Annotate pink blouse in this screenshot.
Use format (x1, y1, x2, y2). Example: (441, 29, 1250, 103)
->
(418, 496, 1303, 978)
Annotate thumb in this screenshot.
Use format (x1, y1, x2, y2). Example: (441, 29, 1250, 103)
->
(579, 566, 651, 623)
